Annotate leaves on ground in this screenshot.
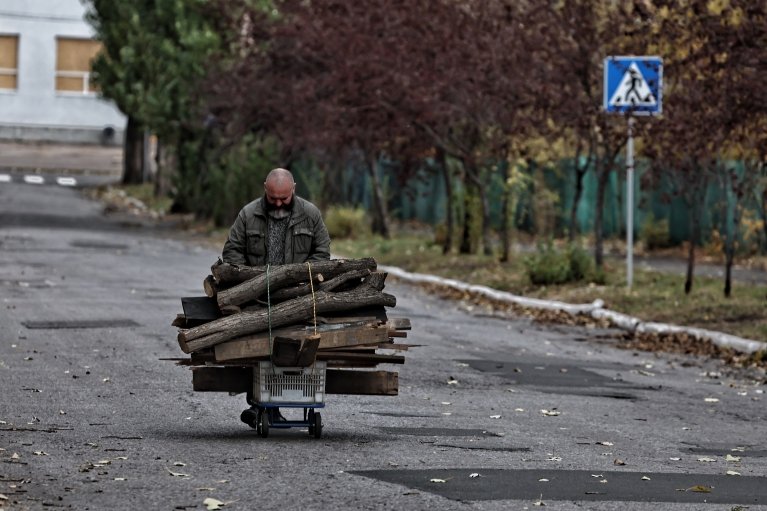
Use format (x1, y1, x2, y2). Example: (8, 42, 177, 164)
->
(166, 467, 190, 477)
(203, 497, 225, 510)
(541, 409, 561, 416)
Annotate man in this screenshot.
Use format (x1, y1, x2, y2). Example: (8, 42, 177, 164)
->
(222, 168, 330, 266)
(222, 168, 330, 428)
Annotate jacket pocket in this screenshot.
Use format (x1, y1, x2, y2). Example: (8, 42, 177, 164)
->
(246, 230, 265, 257)
(292, 227, 313, 257)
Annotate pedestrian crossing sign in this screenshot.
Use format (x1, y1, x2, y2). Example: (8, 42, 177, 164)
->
(604, 56, 662, 115)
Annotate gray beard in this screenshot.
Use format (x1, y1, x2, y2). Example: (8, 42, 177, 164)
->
(267, 208, 291, 220)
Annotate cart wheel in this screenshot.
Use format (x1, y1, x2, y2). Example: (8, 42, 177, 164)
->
(307, 409, 315, 436)
(240, 408, 258, 430)
(313, 412, 322, 439)
(258, 410, 269, 438)
(246, 391, 256, 407)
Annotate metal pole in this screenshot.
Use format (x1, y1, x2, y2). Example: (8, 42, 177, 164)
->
(626, 116, 635, 288)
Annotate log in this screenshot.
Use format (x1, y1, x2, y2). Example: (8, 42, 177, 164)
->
(210, 260, 265, 286)
(179, 276, 395, 353)
(203, 275, 217, 297)
(213, 323, 390, 361)
(191, 366, 398, 395)
(216, 258, 377, 309)
(269, 268, 371, 302)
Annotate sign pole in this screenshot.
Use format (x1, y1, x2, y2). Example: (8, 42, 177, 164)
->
(626, 116, 635, 289)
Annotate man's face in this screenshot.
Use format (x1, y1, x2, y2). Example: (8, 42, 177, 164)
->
(264, 180, 295, 211)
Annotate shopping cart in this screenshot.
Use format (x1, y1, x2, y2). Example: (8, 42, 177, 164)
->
(240, 360, 327, 438)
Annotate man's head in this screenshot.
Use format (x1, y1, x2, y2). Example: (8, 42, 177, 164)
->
(263, 168, 296, 212)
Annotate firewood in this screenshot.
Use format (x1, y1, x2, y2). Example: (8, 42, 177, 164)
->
(179, 274, 394, 353)
(216, 258, 377, 309)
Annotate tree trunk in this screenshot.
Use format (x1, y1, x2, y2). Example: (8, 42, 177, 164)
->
(500, 160, 510, 262)
(569, 157, 589, 242)
(122, 115, 145, 185)
(179, 273, 395, 353)
(685, 212, 698, 295)
(459, 174, 473, 254)
(216, 258, 377, 309)
(368, 156, 390, 238)
(437, 147, 453, 255)
(761, 188, 767, 254)
(593, 160, 611, 269)
(154, 139, 175, 198)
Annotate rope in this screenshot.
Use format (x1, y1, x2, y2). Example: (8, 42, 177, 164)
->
(266, 264, 276, 375)
(307, 262, 318, 336)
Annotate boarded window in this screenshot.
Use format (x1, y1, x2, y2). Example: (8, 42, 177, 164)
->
(55, 37, 101, 93)
(0, 35, 19, 90)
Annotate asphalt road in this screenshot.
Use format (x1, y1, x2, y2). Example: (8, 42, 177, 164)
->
(1, 180, 766, 511)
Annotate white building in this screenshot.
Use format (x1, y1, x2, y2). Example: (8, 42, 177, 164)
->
(0, 0, 125, 145)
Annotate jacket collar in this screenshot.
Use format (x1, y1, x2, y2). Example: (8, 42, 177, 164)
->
(254, 195, 307, 226)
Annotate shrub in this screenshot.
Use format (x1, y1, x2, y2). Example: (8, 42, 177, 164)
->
(639, 214, 672, 250)
(524, 242, 596, 285)
(324, 206, 370, 239)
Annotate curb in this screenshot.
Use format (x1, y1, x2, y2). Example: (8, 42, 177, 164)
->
(380, 265, 766, 355)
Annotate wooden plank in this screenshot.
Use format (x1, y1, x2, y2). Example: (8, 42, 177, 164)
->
(386, 318, 411, 330)
(326, 370, 398, 395)
(271, 336, 302, 366)
(192, 366, 252, 392)
(190, 367, 398, 395)
(388, 330, 408, 338)
(295, 335, 320, 366)
(316, 352, 405, 364)
(214, 324, 390, 361)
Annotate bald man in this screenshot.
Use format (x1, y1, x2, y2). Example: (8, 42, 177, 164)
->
(222, 168, 331, 266)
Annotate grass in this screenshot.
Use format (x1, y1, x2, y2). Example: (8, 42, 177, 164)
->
(334, 234, 767, 342)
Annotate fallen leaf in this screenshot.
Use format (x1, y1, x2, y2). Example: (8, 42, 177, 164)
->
(538, 478, 549, 482)
(0, 493, 7, 500)
(388, 462, 398, 467)
(33, 451, 49, 456)
(725, 454, 741, 462)
(514, 408, 525, 412)
(197, 488, 216, 491)
(541, 409, 561, 417)
(97, 459, 111, 465)
(174, 462, 186, 467)
(669, 457, 681, 461)
(731, 447, 746, 452)
(203, 497, 225, 510)
(687, 485, 713, 493)
(441, 412, 452, 416)
(114, 477, 126, 481)
(590, 474, 603, 478)
(547, 456, 562, 462)
(726, 470, 741, 476)
(166, 467, 190, 477)
(441, 402, 451, 406)
(641, 476, 651, 481)
(704, 397, 719, 403)
(446, 378, 458, 385)
(115, 456, 128, 460)
(489, 415, 501, 419)
(599, 479, 608, 483)
(430, 478, 447, 483)
(11, 453, 19, 460)
(469, 473, 480, 478)
(697, 457, 717, 463)
(533, 494, 546, 507)
(596, 441, 614, 446)
(614, 459, 626, 466)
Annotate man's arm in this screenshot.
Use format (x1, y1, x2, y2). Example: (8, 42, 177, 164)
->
(308, 215, 331, 261)
(222, 212, 248, 265)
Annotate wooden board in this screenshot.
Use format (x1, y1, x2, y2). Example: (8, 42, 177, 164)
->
(214, 323, 390, 362)
(190, 366, 398, 395)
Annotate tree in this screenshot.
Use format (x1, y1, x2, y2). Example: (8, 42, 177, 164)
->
(84, 0, 218, 196)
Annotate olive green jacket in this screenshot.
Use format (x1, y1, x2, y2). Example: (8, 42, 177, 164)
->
(222, 196, 331, 266)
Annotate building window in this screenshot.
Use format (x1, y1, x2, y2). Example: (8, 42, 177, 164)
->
(55, 37, 101, 94)
(0, 34, 19, 90)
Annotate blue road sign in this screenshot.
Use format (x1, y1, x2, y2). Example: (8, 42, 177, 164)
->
(604, 56, 662, 115)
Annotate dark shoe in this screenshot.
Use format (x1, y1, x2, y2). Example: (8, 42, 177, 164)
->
(240, 408, 258, 428)
(269, 408, 287, 423)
